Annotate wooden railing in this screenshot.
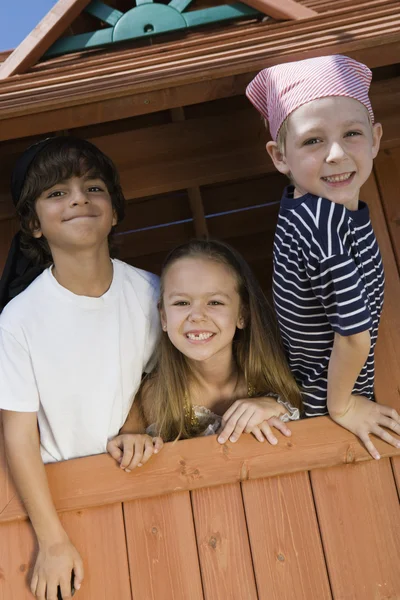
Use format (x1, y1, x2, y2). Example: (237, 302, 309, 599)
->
(1, 417, 400, 599)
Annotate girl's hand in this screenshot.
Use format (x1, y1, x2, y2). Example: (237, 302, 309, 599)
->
(217, 397, 291, 444)
(31, 537, 83, 600)
(107, 434, 163, 472)
(329, 394, 400, 460)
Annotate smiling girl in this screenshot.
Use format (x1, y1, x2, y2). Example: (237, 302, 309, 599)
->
(107, 239, 302, 472)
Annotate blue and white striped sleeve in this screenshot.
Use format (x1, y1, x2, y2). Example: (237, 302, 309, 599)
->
(308, 254, 372, 336)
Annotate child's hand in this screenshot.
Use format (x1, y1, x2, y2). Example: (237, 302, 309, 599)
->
(31, 537, 83, 600)
(217, 397, 291, 444)
(330, 395, 400, 460)
(107, 434, 163, 472)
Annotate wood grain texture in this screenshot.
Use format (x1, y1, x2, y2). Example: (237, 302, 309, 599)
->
(363, 173, 400, 412)
(311, 459, 400, 599)
(242, 0, 317, 18)
(0, 0, 91, 79)
(58, 504, 132, 600)
(242, 472, 331, 599)
(3, 417, 399, 523)
(391, 455, 400, 497)
(191, 483, 258, 600)
(124, 492, 203, 600)
(374, 147, 400, 270)
(0, 504, 132, 600)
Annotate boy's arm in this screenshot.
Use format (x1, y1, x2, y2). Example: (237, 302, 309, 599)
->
(327, 331, 400, 458)
(2, 410, 84, 599)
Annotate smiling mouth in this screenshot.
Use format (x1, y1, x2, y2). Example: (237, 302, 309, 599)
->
(64, 215, 97, 221)
(186, 332, 215, 341)
(321, 172, 354, 183)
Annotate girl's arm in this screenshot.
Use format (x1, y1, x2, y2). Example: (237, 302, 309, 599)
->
(2, 410, 83, 599)
(119, 399, 146, 434)
(327, 330, 400, 459)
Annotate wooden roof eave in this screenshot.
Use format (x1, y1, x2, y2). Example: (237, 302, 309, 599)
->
(1, 415, 400, 523)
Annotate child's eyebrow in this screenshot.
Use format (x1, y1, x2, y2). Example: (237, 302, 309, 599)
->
(167, 291, 231, 299)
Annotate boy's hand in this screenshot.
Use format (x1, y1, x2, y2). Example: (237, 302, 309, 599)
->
(107, 434, 163, 472)
(330, 395, 400, 460)
(31, 538, 83, 600)
(217, 397, 291, 444)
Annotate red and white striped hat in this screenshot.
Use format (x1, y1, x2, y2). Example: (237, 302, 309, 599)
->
(246, 55, 374, 141)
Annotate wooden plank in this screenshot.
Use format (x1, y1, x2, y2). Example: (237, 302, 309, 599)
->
(0, 0, 92, 79)
(311, 459, 400, 598)
(124, 492, 203, 600)
(0, 503, 131, 599)
(59, 504, 132, 599)
(2, 417, 399, 523)
(374, 147, 400, 270)
(0, 518, 36, 599)
(191, 483, 258, 599)
(242, 0, 317, 19)
(363, 173, 400, 412)
(391, 456, 400, 496)
(242, 472, 331, 599)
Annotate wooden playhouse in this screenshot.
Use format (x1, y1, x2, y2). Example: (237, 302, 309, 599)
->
(0, 1, 400, 598)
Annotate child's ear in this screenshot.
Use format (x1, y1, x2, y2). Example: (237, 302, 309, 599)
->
(159, 305, 167, 331)
(30, 220, 43, 239)
(112, 210, 118, 227)
(371, 122, 383, 159)
(266, 141, 290, 176)
(236, 315, 246, 329)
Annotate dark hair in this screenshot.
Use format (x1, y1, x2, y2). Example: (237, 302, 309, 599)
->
(15, 137, 125, 265)
(146, 239, 302, 441)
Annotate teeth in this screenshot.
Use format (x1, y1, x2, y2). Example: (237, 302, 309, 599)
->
(187, 332, 214, 341)
(323, 173, 353, 183)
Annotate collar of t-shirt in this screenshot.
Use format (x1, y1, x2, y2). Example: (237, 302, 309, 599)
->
(280, 185, 370, 227)
(45, 259, 122, 309)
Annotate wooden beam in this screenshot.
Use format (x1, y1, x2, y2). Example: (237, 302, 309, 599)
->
(1, 416, 399, 522)
(241, 0, 317, 19)
(0, 0, 92, 79)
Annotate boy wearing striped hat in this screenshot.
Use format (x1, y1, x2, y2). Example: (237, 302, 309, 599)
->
(246, 55, 400, 458)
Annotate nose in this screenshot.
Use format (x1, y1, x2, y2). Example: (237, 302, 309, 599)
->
(70, 188, 90, 206)
(188, 303, 206, 323)
(326, 141, 346, 163)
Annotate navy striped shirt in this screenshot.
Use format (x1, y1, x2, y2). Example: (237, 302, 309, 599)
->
(273, 187, 384, 416)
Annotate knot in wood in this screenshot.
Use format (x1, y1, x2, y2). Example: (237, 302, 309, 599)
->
(277, 553, 285, 562)
(208, 536, 217, 549)
(151, 527, 158, 535)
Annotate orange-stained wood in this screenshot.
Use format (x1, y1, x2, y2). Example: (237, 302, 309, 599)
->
(363, 173, 400, 412)
(241, 0, 317, 19)
(0, 0, 91, 80)
(0, 504, 132, 599)
(191, 483, 258, 599)
(59, 504, 132, 599)
(391, 456, 400, 495)
(0, 517, 36, 598)
(311, 459, 400, 599)
(2, 417, 399, 523)
(242, 472, 332, 599)
(124, 492, 203, 600)
(374, 147, 400, 270)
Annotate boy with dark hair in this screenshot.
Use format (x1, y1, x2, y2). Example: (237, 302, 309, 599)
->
(0, 137, 160, 599)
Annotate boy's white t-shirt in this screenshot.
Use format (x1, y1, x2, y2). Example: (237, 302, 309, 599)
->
(0, 259, 160, 463)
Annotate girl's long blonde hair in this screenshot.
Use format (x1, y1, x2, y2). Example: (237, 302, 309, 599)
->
(144, 239, 302, 441)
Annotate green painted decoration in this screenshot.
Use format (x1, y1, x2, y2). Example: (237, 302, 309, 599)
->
(45, 1, 261, 57)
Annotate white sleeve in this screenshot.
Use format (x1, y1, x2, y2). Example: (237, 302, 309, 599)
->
(0, 327, 39, 412)
(143, 275, 161, 374)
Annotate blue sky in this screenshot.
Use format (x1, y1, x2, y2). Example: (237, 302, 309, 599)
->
(2, 1, 58, 51)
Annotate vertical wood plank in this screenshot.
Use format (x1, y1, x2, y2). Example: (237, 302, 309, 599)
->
(374, 148, 400, 270)
(391, 456, 400, 497)
(311, 459, 400, 599)
(191, 483, 258, 600)
(242, 472, 331, 600)
(124, 491, 203, 600)
(0, 519, 36, 599)
(362, 174, 400, 412)
(59, 504, 132, 600)
(0, 504, 131, 600)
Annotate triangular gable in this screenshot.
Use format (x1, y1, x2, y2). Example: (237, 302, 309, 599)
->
(0, 0, 316, 80)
